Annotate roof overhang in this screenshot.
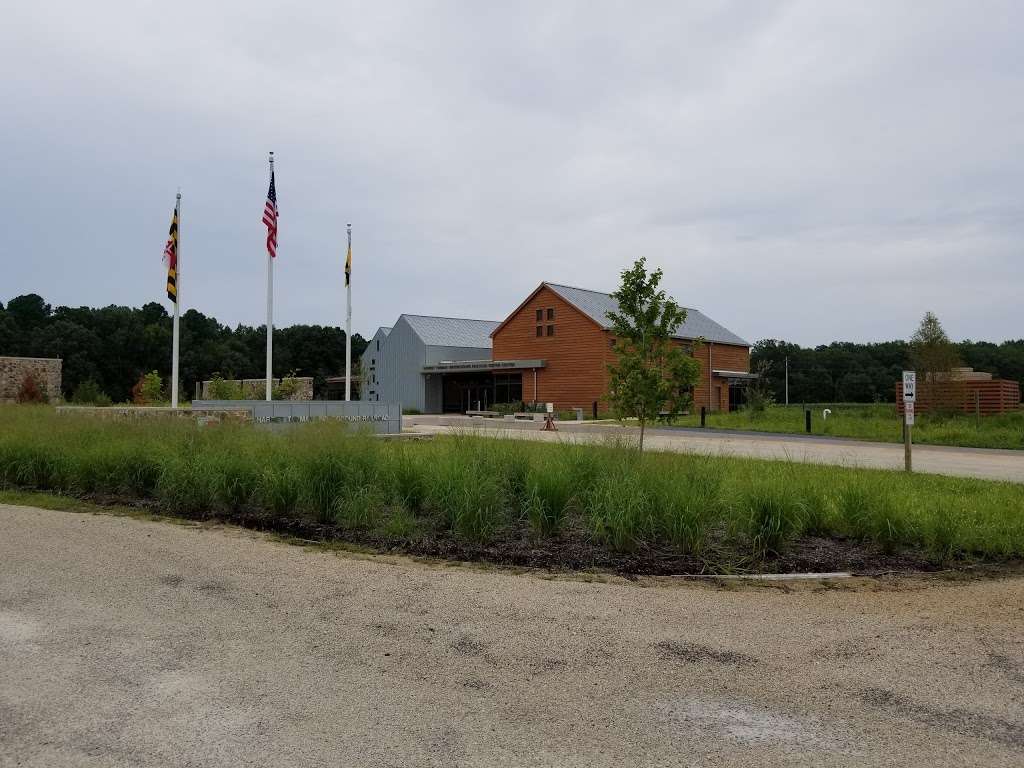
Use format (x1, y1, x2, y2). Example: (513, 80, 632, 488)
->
(421, 359, 546, 374)
(713, 369, 758, 381)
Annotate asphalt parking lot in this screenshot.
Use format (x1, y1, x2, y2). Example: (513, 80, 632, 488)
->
(2, 503, 1023, 767)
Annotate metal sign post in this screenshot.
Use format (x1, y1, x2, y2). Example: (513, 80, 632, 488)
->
(902, 371, 916, 472)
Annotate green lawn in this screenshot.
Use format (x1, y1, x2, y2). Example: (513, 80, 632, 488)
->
(2, 404, 1023, 570)
(668, 404, 1024, 450)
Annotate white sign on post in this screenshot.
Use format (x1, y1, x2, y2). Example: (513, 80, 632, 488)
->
(905, 401, 915, 426)
(902, 371, 916, 402)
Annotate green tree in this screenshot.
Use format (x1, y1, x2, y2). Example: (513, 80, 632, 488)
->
(605, 258, 701, 452)
(910, 311, 962, 410)
(132, 371, 165, 405)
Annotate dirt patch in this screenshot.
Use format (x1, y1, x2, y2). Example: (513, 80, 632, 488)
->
(451, 636, 487, 657)
(857, 687, 1024, 750)
(657, 641, 757, 666)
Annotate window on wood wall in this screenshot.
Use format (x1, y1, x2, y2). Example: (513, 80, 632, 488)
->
(535, 307, 555, 337)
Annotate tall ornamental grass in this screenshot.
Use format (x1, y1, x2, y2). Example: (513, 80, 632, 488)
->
(2, 405, 1023, 563)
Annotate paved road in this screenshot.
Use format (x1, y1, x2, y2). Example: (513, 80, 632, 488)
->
(2, 504, 1023, 767)
(404, 416, 1024, 483)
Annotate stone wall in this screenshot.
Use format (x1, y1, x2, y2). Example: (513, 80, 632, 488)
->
(0, 356, 63, 403)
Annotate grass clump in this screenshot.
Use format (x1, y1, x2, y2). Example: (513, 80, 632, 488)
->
(1, 404, 1023, 568)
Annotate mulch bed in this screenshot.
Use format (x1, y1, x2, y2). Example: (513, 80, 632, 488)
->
(69, 491, 1023, 578)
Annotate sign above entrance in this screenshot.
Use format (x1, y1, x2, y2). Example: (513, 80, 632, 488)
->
(422, 359, 545, 374)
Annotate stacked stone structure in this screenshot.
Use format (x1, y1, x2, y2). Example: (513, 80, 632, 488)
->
(0, 356, 62, 403)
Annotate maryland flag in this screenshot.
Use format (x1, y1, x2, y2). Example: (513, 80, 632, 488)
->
(162, 202, 179, 303)
(344, 240, 352, 287)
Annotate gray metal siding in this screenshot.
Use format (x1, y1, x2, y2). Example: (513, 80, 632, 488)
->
(383, 317, 427, 412)
(361, 327, 391, 402)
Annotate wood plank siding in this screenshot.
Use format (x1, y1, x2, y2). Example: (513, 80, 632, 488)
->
(896, 379, 1021, 415)
(492, 285, 750, 414)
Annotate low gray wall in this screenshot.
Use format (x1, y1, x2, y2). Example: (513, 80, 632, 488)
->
(191, 400, 402, 434)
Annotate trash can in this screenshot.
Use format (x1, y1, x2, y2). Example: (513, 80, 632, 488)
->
(573, 407, 584, 421)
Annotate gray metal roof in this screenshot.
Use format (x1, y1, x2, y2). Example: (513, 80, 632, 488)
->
(400, 314, 500, 348)
(545, 283, 749, 346)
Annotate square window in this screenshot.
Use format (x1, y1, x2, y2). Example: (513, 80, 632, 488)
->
(536, 325, 543, 337)
(547, 308, 555, 320)
(547, 324, 555, 336)
(535, 309, 543, 322)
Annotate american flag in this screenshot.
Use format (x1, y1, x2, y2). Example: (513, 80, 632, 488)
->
(262, 171, 278, 258)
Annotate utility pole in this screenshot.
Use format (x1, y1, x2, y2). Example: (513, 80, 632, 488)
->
(784, 355, 789, 406)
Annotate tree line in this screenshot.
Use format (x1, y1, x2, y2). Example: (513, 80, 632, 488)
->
(0, 294, 367, 402)
(3, 292, 1021, 406)
(752, 334, 1024, 404)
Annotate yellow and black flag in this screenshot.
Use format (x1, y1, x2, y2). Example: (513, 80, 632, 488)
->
(162, 202, 179, 303)
(344, 236, 352, 287)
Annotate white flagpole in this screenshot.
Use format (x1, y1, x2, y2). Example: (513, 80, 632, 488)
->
(265, 152, 274, 401)
(345, 222, 352, 401)
(171, 191, 181, 409)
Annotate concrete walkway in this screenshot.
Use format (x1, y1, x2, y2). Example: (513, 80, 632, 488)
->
(403, 416, 1024, 483)
(2, 503, 1023, 767)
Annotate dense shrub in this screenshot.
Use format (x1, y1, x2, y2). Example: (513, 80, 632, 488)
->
(71, 380, 111, 406)
(17, 373, 47, 404)
(132, 371, 165, 406)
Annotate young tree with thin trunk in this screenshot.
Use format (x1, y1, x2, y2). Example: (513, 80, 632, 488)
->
(606, 258, 702, 452)
(910, 311, 962, 412)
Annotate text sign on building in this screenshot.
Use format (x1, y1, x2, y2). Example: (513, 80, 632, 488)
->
(902, 371, 916, 402)
(905, 401, 915, 426)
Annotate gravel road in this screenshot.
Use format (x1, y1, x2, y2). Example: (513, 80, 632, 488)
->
(2, 503, 1023, 767)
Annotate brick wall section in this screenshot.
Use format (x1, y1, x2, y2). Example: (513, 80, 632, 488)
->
(0, 356, 62, 403)
(694, 342, 751, 412)
(492, 286, 749, 413)
(493, 286, 610, 412)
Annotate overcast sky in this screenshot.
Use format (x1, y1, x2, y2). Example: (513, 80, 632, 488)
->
(2, 1, 1021, 346)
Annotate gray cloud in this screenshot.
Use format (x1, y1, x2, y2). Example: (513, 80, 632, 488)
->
(1, 0, 1021, 346)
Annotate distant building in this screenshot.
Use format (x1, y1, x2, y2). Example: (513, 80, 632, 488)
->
(897, 367, 1021, 415)
(365, 282, 750, 415)
(490, 282, 751, 414)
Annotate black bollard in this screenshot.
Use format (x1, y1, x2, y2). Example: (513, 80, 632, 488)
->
(805, 409, 812, 433)
(700, 406, 706, 427)
(592, 400, 598, 419)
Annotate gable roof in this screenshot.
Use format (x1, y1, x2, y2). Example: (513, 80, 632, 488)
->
(541, 282, 749, 346)
(400, 314, 500, 348)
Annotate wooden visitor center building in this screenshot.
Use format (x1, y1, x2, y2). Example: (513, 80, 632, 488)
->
(362, 282, 752, 415)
